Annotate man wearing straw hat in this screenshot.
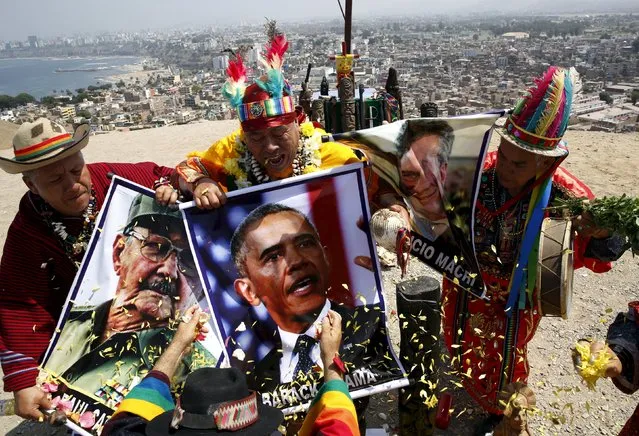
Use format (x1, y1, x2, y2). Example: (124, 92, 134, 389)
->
(440, 67, 626, 434)
(0, 118, 175, 421)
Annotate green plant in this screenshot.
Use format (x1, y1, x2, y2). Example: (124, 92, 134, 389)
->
(550, 195, 639, 255)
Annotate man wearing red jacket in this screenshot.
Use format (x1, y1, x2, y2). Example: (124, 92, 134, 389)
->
(441, 67, 625, 434)
(0, 118, 175, 421)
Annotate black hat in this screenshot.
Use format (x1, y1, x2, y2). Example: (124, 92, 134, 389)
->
(146, 368, 283, 436)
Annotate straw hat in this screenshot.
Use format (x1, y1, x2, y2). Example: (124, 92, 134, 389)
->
(0, 118, 90, 174)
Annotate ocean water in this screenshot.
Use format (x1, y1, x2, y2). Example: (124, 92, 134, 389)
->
(0, 56, 142, 99)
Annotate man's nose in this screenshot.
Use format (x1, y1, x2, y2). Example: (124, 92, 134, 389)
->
(156, 250, 179, 276)
(286, 246, 308, 270)
(263, 135, 280, 153)
(61, 174, 78, 191)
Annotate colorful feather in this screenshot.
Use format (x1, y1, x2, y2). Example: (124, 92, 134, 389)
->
(524, 86, 550, 132)
(547, 89, 565, 139)
(222, 81, 245, 108)
(535, 69, 565, 135)
(226, 55, 247, 84)
(255, 68, 285, 98)
(263, 34, 289, 70)
(256, 34, 289, 97)
(557, 69, 575, 136)
(222, 55, 247, 108)
(514, 66, 558, 125)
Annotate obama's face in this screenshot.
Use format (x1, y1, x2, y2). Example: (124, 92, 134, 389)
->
(234, 211, 330, 333)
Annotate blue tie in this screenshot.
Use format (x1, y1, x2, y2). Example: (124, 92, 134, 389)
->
(293, 335, 317, 377)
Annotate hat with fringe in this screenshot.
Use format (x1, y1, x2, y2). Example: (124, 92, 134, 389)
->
(499, 66, 581, 157)
(222, 34, 296, 132)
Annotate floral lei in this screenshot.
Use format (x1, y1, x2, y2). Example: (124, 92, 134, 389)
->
(39, 190, 97, 267)
(222, 122, 322, 188)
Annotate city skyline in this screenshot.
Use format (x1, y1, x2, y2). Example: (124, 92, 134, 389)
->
(2, 0, 637, 41)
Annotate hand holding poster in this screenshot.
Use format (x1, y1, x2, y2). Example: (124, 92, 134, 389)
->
(182, 163, 409, 413)
(41, 177, 224, 434)
(328, 113, 504, 297)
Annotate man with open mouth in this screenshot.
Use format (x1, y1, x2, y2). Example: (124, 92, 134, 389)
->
(229, 203, 387, 396)
(45, 194, 216, 399)
(155, 32, 402, 221)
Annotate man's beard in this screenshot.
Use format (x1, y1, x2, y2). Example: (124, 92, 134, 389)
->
(134, 276, 178, 321)
(143, 276, 179, 298)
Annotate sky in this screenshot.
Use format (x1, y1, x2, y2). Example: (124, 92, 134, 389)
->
(1, 0, 636, 41)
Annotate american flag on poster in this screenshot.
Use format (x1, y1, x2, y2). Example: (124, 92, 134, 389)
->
(181, 163, 408, 412)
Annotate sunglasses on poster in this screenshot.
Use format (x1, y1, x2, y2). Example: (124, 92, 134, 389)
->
(126, 230, 195, 271)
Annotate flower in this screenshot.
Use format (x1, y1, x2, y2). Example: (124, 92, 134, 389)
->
(573, 341, 611, 389)
(41, 382, 59, 393)
(79, 411, 96, 429)
(51, 396, 73, 413)
(302, 166, 319, 175)
(300, 122, 315, 137)
(223, 158, 244, 180)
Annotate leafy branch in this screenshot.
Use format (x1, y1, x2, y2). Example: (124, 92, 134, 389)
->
(548, 195, 639, 255)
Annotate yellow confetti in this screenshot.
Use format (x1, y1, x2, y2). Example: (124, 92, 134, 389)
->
(573, 341, 611, 389)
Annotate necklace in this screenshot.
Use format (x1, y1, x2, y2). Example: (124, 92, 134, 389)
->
(490, 169, 524, 239)
(42, 190, 98, 266)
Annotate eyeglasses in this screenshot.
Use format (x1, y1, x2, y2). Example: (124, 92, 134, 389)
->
(127, 230, 195, 273)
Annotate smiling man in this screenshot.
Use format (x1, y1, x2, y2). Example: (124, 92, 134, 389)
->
(397, 119, 454, 241)
(229, 203, 384, 390)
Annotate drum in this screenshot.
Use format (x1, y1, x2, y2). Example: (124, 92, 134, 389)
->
(536, 218, 574, 319)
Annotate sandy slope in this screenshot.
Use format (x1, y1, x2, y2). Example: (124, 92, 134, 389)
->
(0, 123, 637, 435)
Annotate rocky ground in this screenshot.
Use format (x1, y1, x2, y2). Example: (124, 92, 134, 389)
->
(0, 124, 637, 435)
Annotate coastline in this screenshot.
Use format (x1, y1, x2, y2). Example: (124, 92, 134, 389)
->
(0, 55, 140, 62)
(0, 56, 155, 98)
(104, 66, 168, 85)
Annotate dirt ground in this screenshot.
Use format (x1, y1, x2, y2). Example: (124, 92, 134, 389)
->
(0, 123, 637, 435)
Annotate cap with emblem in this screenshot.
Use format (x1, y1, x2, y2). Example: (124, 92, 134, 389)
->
(0, 118, 90, 174)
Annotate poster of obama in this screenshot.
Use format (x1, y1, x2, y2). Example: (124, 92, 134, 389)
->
(331, 113, 505, 297)
(41, 176, 222, 433)
(182, 162, 409, 413)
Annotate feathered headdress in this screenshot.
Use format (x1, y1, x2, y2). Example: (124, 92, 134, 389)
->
(255, 34, 291, 98)
(500, 66, 581, 157)
(222, 34, 295, 131)
(221, 55, 247, 109)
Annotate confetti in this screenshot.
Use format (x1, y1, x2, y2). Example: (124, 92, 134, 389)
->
(79, 411, 96, 429)
(232, 348, 246, 362)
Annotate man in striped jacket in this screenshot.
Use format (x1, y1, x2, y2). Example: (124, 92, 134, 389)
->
(0, 118, 175, 421)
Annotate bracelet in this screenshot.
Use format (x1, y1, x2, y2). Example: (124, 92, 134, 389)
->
(153, 176, 172, 190)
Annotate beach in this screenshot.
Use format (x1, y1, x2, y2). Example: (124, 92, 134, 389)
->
(0, 122, 637, 435)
